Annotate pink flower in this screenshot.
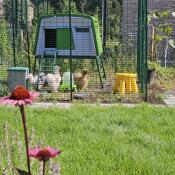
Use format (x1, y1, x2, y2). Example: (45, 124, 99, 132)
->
(29, 147, 61, 161)
(0, 85, 40, 106)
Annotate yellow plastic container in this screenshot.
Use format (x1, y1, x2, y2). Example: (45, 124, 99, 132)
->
(119, 81, 125, 96)
(114, 73, 138, 95)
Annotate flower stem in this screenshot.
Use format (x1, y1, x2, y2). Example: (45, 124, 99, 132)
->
(43, 161, 46, 175)
(20, 105, 31, 175)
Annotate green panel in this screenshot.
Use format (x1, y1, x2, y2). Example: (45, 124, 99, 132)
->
(56, 28, 74, 50)
(91, 17, 103, 56)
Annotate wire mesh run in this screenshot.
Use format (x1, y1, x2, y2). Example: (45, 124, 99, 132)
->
(3, 0, 173, 104)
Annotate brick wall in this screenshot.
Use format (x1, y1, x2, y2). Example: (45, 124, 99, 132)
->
(122, 0, 175, 65)
(123, 0, 175, 35)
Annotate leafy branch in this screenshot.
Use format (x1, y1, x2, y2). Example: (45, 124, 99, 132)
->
(148, 9, 175, 61)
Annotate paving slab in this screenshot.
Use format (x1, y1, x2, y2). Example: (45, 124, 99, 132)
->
(31, 102, 137, 108)
(31, 102, 165, 109)
(32, 102, 72, 109)
(163, 91, 175, 107)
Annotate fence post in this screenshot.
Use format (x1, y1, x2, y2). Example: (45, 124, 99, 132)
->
(69, 0, 73, 101)
(25, 0, 31, 73)
(102, 0, 107, 50)
(12, 0, 16, 67)
(137, 0, 142, 84)
(142, 0, 148, 101)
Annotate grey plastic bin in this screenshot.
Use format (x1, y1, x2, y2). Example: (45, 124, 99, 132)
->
(7, 67, 29, 92)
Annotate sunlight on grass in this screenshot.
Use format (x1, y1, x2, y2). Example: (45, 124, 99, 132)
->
(0, 104, 175, 175)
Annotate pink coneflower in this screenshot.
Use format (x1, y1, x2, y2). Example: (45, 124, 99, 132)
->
(29, 147, 61, 175)
(0, 85, 40, 106)
(29, 147, 61, 162)
(0, 85, 40, 175)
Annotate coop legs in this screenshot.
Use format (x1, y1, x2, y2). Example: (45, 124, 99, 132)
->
(100, 56, 106, 80)
(33, 57, 37, 75)
(96, 56, 104, 89)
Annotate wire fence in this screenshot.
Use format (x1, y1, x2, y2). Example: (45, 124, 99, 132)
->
(0, 0, 174, 104)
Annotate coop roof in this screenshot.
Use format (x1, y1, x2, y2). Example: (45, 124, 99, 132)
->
(34, 14, 103, 57)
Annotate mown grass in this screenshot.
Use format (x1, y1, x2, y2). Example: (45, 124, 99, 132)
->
(0, 104, 175, 175)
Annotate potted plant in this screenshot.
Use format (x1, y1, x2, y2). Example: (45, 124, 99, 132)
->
(147, 61, 157, 84)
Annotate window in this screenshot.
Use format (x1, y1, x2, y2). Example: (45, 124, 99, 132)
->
(45, 29, 57, 48)
(75, 28, 90, 33)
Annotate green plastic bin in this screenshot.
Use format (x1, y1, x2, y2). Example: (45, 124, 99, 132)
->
(60, 72, 77, 92)
(7, 67, 29, 92)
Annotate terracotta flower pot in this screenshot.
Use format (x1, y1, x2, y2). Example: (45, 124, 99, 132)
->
(147, 69, 156, 85)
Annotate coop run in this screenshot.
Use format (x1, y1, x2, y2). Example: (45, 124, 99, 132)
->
(0, 0, 152, 103)
(33, 14, 105, 90)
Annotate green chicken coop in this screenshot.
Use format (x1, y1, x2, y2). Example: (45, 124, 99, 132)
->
(33, 14, 106, 88)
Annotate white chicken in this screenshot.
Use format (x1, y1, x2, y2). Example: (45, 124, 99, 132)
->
(45, 66, 61, 92)
(27, 73, 38, 89)
(27, 72, 47, 90)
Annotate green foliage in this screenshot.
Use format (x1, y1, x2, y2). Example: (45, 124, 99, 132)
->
(73, 0, 101, 15)
(148, 61, 159, 70)
(1, 0, 123, 77)
(168, 39, 175, 48)
(1, 105, 175, 174)
(0, 19, 13, 65)
(107, 0, 122, 41)
(115, 55, 137, 73)
(148, 61, 175, 89)
(148, 10, 175, 59)
(0, 81, 8, 97)
(0, 122, 60, 174)
(2, 0, 13, 23)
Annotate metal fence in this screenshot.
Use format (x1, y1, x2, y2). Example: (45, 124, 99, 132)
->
(2, 0, 170, 104)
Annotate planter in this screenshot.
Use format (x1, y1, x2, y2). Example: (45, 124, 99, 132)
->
(147, 69, 156, 85)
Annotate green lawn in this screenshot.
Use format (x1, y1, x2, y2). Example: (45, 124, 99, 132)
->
(0, 104, 175, 175)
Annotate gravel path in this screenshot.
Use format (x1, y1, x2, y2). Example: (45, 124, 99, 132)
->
(32, 102, 164, 108)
